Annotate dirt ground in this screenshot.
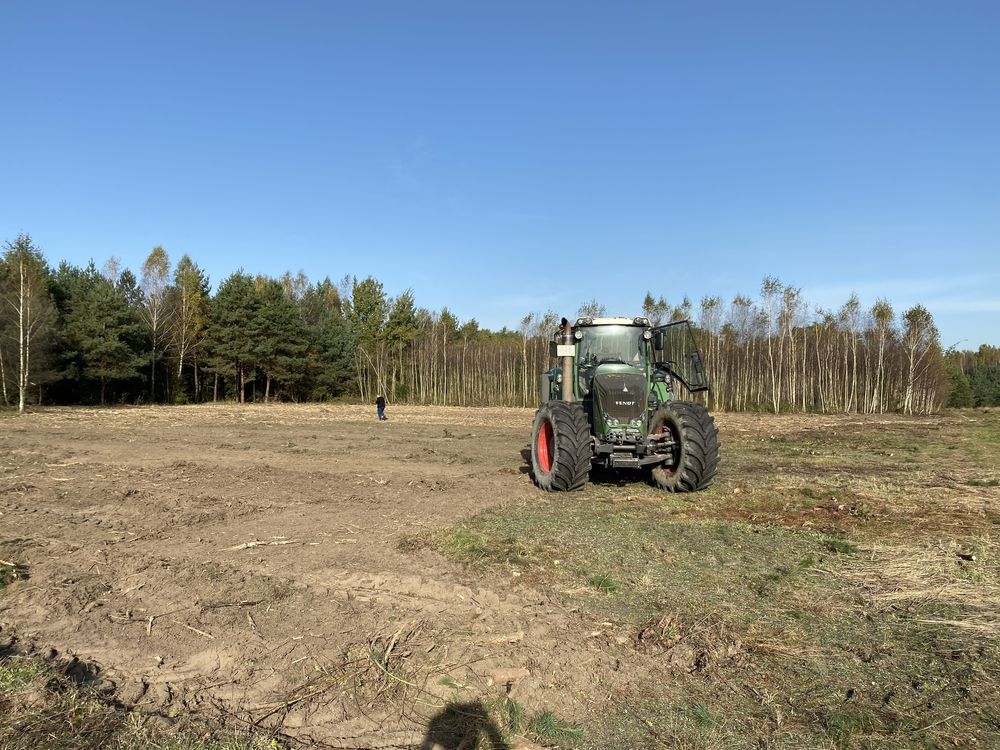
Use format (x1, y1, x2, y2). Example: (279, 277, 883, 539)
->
(1, 404, 998, 748)
(0, 404, 627, 747)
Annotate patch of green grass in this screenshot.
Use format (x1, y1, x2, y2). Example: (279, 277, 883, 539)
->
(433, 501, 839, 624)
(437, 528, 535, 568)
(488, 696, 525, 734)
(441, 528, 489, 561)
(529, 709, 584, 745)
(586, 573, 619, 594)
(822, 538, 858, 555)
(822, 709, 875, 749)
(0, 658, 43, 693)
(965, 478, 1000, 487)
(687, 701, 722, 729)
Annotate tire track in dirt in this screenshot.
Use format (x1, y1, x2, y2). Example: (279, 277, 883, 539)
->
(1, 404, 631, 744)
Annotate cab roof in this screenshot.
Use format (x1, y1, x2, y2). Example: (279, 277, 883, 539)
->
(575, 316, 650, 327)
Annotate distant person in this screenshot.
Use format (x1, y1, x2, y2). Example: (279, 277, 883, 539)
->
(376, 394, 387, 421)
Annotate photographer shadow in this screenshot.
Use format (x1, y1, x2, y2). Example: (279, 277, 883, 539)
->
(422, 700, 510, 750)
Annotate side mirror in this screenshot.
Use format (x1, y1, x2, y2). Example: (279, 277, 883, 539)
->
(652, 331, 663, 350)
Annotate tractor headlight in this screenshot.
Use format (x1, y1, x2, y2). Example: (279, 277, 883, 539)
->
(642, 329, 652, 340)
(555, 372, 563, 383)
(574, 329, 583, 340)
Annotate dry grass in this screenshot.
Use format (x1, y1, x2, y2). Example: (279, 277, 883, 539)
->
(433, 409, 1000, 749)
(0, 654, 278, 750)
(847, 538, 1000, 638)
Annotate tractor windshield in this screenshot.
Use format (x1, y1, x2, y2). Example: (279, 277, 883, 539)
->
(578, 325, 646, 368)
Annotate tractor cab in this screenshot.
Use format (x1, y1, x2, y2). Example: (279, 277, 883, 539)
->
(542, 317, 709, 409)
(574, 317, 649, 397)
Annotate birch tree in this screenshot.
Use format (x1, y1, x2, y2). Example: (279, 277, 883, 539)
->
(169, 255, 209, 400)
(578, 299, 606, 318)
(838, 294, 862, 412)
(900, 304, 938, 414)
(140, 246, 172, 401)
(385, 291, 419, 399)
(1, 235, 54, 412)
(868, 300, 895, 413)
(760, 276, 782, 412)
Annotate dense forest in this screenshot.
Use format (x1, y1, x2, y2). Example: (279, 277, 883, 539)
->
(1, 234, 996, 414)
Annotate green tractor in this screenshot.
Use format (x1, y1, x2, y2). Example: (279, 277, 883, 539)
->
(531, 316, 720, 492)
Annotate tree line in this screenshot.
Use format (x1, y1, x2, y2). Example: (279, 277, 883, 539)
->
(945, 345, 1000, 408)
(1, 234, 988, 414)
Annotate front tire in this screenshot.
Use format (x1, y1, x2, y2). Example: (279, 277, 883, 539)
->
(530, 401, 591, 491)
(649, 401, 720, 492)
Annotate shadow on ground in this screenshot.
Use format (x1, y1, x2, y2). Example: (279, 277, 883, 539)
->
(422, 700, 510, 750)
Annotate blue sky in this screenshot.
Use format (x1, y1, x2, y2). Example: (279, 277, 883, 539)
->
(2, 1, 998, 346)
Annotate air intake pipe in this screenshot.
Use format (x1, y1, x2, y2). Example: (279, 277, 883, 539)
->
(558, 317, 575, 402)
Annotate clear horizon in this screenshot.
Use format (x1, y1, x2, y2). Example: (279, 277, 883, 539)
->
(2, 1, 997, 347)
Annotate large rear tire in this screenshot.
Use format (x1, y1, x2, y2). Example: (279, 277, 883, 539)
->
(649, 401, 720, 492)
(530, 401, 592, 491)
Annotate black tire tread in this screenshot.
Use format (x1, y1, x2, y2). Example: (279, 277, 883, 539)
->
(650, 401, 720, 493)
(531, 401, 592, 491)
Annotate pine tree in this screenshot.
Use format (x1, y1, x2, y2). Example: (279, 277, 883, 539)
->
(255, 278, 309, 401)
(59, 262, 146, 404)
(346, 276, 388, 400)
(206, 272, 260, 403)
(944, 358, 974, 407)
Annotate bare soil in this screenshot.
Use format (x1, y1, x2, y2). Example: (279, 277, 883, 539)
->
(0, 404, 612, 747)
(1, 404, 998, 748)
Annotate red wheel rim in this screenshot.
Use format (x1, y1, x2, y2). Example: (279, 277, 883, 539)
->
(537, 419, 554, 473)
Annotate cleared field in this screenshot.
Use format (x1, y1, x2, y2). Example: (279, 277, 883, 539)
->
(1, 404, 999, 749)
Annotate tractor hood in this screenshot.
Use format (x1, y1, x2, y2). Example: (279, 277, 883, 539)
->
(592, 363, 647, 428)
